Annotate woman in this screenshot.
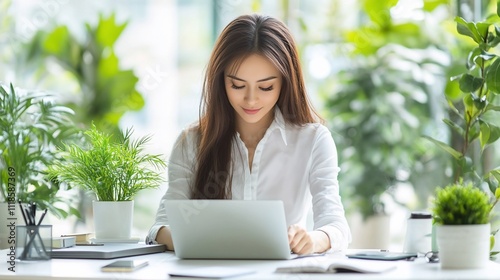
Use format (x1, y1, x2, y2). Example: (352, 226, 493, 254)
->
(147, 14, 351, 254)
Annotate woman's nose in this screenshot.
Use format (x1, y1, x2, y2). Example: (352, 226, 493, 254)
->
(244, 88, 258, 105)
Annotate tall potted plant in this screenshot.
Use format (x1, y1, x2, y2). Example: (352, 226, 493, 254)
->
(48, 125, 166, 241)
(0, 83, 80, 248)
(425, 0, 500, 267)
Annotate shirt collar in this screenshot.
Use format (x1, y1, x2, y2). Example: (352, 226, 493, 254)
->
(234, 107, 288, 146)
(269, 107, 288, 146)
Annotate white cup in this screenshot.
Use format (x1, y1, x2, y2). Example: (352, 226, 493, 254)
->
(403, 212, 432, 254)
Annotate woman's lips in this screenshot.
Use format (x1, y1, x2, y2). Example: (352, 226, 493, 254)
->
(243, 108, 261, 115)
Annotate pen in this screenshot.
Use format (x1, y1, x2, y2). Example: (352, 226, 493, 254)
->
(32, 202, 37, 223)
(18, 200, 28, 225)
(26, 203, 34, 225)
(76, 243, 104, 246)
(37, 209, 48, 226)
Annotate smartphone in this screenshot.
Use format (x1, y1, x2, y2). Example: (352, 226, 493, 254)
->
(346, 251, 417, 261)
(101, 260, 149, 272)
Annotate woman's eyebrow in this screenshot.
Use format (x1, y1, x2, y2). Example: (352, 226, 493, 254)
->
(227, 75, 278, 82)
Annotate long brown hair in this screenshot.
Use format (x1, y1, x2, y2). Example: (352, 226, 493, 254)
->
(192, 14, 321, 199)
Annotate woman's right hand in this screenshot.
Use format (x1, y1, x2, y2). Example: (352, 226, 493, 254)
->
(156, 226, 175, 251)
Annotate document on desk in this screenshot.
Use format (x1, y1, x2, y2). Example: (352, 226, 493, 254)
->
(168, 266, 255, 278)
(51, 243, 166, 259)
(276, 257, 397, 273)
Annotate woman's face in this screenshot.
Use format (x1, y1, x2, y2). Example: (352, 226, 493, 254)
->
(225, 54, 282, 130)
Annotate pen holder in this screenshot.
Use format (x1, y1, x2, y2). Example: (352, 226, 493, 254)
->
(16, 225, 52, 260)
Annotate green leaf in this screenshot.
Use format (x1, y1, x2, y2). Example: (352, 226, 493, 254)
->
(423, 136, 463, 159)
(95, 13, 128, 49)
(456, 17, 483, 44)
(496, 187, 500, 199)
(469, 122, 481, 142)
(459, 156, 474, 175)
(443, 118, 465, 137)
(459, 74, 484, 93)
(344, 28, 381, 55)
(486, 176, 499, 194)
(486, 104, 500, 111)
(423, 0, 449, 11)
(42, 26, 82, 70)
(498, 0, 500, 17)
(478, 50, 497, 62)
(476, 23, 491, 41)
(97, 51, 119, 78)
(445, 77, 463, 101)
(479, 120, 490, 150)
(364, 0, 398, 28)
(43, 26, 70, 55)
(473, 93, 487, 111)
(487, 123, 500, 144)
(486, 59, 500, 93)
(491, 170, 500, 187)
(463, 94, 473, 123)
(467, 48, 482, 69)
(489, 35, 500, 49)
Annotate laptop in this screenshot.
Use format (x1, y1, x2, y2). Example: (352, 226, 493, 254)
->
(165, 200, 292, 260)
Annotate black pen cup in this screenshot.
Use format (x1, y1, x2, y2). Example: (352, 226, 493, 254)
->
(16, 225, 52, 260)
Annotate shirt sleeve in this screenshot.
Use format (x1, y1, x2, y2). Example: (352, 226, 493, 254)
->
(146, 128, 196, 244)
(309, 125, 352, 251)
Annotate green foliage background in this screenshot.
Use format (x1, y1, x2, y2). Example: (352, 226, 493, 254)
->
(25, 13, 145, 136)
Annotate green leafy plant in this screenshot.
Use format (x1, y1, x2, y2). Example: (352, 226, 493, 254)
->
(48, 125, 166, 201)
(322, 0, 451, 218)
(432, 181, 497, 225)
(432, 180, 500, 258)
(0, 83, 80, 218)
(424, 0, 500, 232)
(424, 1, 500, 260)
(424, 1, 500, 193)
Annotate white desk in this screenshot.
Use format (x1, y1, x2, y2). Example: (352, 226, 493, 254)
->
(1, 249, 500, 280)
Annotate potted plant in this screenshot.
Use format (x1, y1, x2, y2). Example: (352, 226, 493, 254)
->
(424, 1, 500, 263)
(322, 0, 451, 249)
(432, 181, 499, 268)
(0, 83, 80, 248)
(47, 125, 166, 241)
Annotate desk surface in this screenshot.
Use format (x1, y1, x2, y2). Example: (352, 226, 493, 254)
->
(1, 249, 500, 280)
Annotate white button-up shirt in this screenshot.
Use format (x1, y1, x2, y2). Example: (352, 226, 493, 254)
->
(147, 109, 351, 251)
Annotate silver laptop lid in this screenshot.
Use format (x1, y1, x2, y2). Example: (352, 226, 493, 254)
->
(165, 200, 291, 260)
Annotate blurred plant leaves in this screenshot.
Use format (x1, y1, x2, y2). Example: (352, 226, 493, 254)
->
(26, 13, 144, 135)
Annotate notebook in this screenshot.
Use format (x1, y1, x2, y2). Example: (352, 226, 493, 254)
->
(51, 243, 166, 259)
(276, 257, 397, 273)
(165, 200, 292, 259)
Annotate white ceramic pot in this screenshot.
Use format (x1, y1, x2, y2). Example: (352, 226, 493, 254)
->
(93, 200, 134, 240)
(436, 223, 491, 269)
